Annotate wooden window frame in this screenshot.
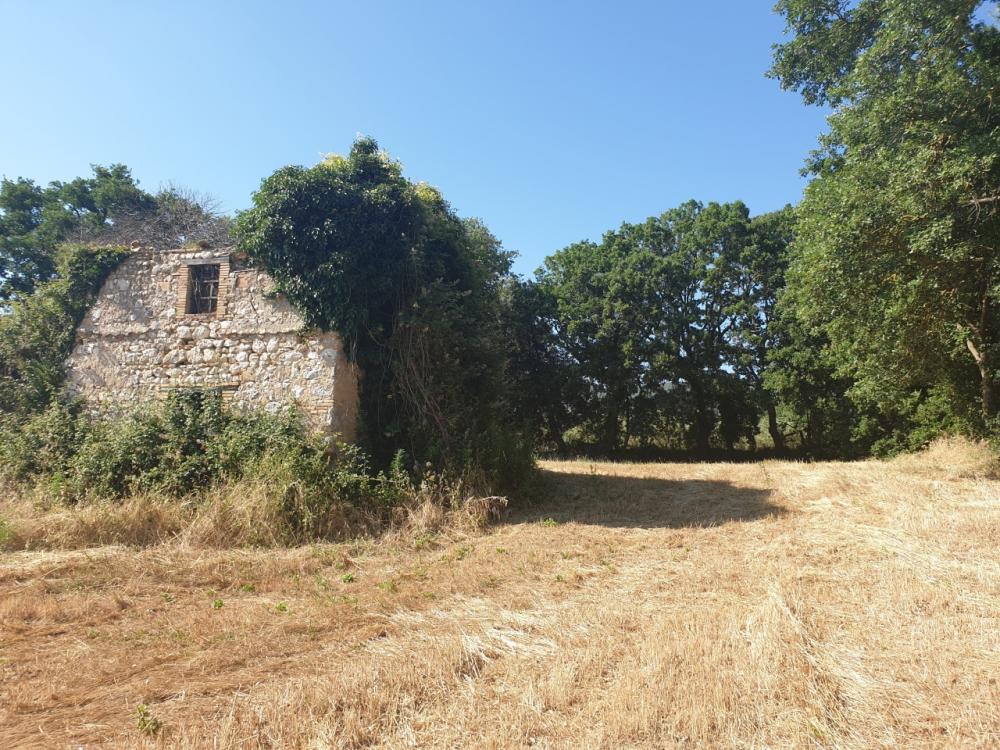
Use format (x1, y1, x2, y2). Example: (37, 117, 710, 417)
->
(175, 257, 230, 318)
(188, 264, 220, 314)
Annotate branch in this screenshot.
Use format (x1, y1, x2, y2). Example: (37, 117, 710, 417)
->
(966, 336, 984, 365)
(970, 195, 1000, 207)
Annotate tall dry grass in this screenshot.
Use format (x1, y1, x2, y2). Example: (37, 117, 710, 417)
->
(0, 474, 505, 552)
(1, 437, 998, 749)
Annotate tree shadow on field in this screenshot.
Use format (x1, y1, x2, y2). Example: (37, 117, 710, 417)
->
(513, 468, 786, 529)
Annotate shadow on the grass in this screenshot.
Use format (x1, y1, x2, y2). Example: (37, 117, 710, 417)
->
(511, 469, 786, 529)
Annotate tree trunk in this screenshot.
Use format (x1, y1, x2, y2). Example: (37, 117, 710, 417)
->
(966, 289, 999, 421)
(547, 416, 568, 455)
(689, 379, 712, 453)
(622, 396, 632, 451)
(599, 393, 622, 455)
(965, 274, 1000, 422)
(968, 340, 998, 420)
(983, 373, 997, 420)
(767, 403, 785, 451)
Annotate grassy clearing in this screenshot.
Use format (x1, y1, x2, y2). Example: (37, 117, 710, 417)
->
(1, 438, 998, 748)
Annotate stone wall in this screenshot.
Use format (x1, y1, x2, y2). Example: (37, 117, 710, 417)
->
(65, 247, 359, 439)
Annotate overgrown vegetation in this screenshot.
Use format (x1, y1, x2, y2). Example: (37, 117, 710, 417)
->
(0, 390, 453, 544)
(0, 145, 532, 525)
(0, 244, 127, 417)
(0, 164, 229, 303)
(1, 3, 998, 517)
(234, 137, 534, 487)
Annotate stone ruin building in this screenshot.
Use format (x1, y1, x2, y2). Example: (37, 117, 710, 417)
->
(65, 246, 359, 440)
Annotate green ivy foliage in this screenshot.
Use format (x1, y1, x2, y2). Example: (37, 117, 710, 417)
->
(0, 244, 128, 418)
(234, 137, 533, 488)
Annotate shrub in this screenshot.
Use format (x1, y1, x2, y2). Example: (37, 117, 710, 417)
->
(0, 400, 90, 485)
(0, 390, 410, 532)
(0, 389, 523, 547)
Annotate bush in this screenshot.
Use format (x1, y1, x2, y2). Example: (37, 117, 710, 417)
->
(0, 401, 90, 484)
(0, 391, 413, 537)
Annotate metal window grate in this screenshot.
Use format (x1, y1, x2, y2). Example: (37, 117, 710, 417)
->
(187, 264, 220, 314)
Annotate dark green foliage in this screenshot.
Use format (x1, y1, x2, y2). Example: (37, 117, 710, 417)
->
(0, 400, 91, 486)
(0, 391, 408, 532)
(770, 0, 1000, 440)
(0, 177, 59, 302)
(501, 277, 581, 452)
(763, 304, 863, 456)
(508, 1, 999, 457)
(737, 207, 797, 450)
(234, 137, 533, 487)
(232, 139, 422, 339)
(0, 165, 149, 301)
(0, 165, 229, 302)
(0, 244, 128, 417)
(525, 200, 795, 454)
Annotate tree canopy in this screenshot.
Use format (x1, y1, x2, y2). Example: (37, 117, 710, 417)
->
(0, 165, 229, 303)
(518, 200, 795, 454)
(235, 137, 532, 482)
(770, 0, 1000, 438)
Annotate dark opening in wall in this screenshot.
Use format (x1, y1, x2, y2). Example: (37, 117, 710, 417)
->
(187, 264, 220, 314)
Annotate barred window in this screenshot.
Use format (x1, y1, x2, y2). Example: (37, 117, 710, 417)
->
(187, 264, 220, 314)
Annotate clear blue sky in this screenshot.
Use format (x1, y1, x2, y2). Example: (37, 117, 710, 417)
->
(0, 1, 829, 275)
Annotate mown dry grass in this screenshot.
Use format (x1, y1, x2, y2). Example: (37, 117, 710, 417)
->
(1, 438, 998, 749)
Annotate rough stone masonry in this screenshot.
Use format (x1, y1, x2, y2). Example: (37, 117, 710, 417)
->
(65, 246, 359, 439)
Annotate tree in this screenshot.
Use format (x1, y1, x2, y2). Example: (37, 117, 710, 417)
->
(655, 201, 757, 452)
(537, 223, 672, 452)
(534, 199, 789, 454)
(728, 206, 797, 450)
(765, 287, 863, 455)
(0, 177, 59, 302)
(1, 165, 228, 303)
(502, 277, 581, 452)
(234, 137, 531, 482)
(770, 0, 1000, 433)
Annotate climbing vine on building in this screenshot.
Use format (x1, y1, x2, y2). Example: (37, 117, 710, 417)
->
(0, 244, 128, 418)
(234, 137, 532, 486)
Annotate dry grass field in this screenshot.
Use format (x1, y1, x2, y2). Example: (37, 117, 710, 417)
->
(1, 438, 999, 749)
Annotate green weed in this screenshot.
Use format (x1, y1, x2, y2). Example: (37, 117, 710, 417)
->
(135, 704, 162, 735)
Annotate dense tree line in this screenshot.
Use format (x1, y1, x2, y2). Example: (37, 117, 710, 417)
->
(507, 202, 797, 454)
(507, 0, 1000, 457)
(770, 0, 1000, 452)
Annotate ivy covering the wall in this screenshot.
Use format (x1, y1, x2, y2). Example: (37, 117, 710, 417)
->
(234, 138, 533, 488)
(0, 244, 128, 419)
